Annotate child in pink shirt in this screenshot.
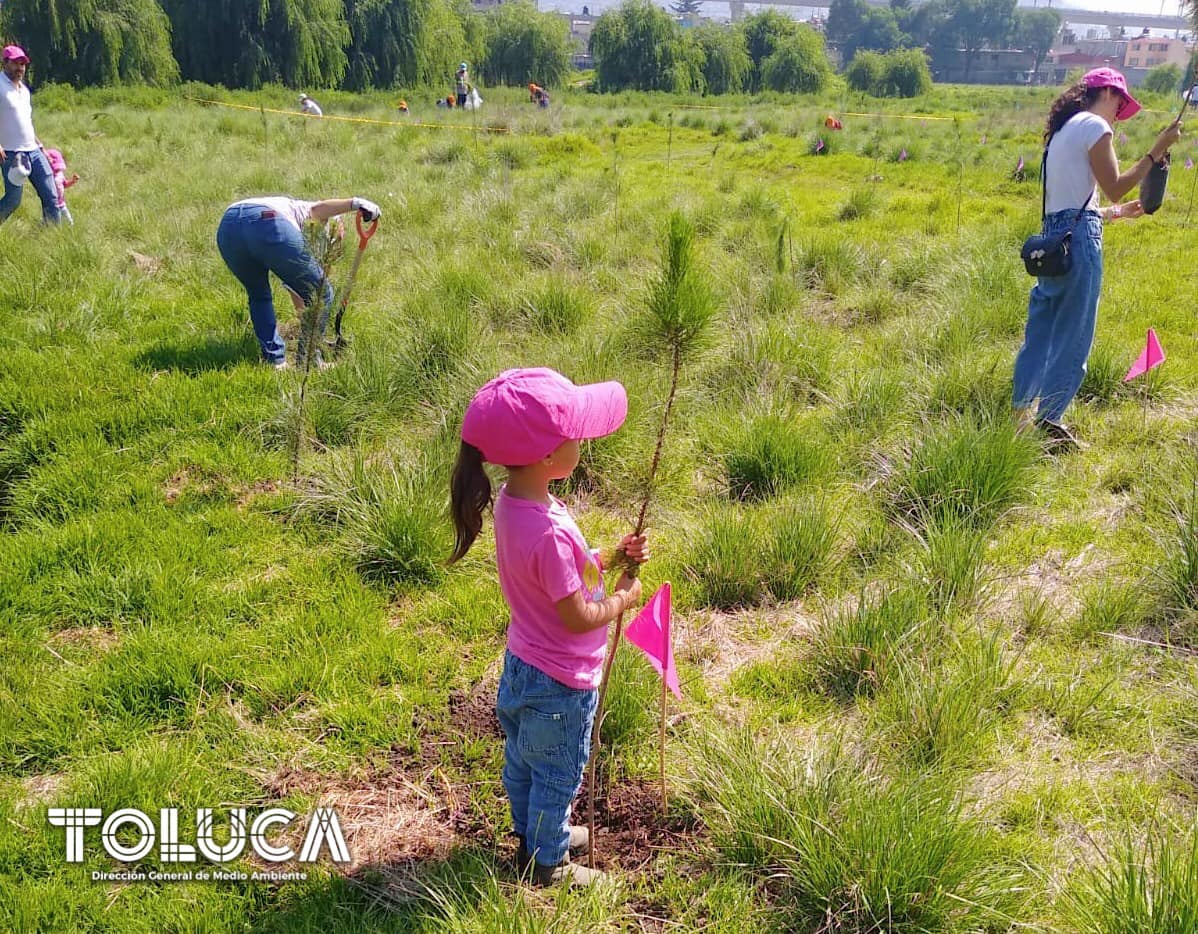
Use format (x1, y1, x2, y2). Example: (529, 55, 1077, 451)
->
(44, 148, 78, 225)
(450, 367, 648, 887)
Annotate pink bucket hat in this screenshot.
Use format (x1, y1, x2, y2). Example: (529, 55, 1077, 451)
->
(2, 45, 29, 64)
(462, 367, 628, 466)
(45, 149, 65, 172)
(1083, 67, 1141, 121)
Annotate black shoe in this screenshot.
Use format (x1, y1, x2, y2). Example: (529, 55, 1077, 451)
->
(515, 826, 590, 871)
(1036, 419, 1086, 452)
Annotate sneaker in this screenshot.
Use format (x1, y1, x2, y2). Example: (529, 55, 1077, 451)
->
(531, 854, 606, 888)
(515, 826, 590, 871)
(1036, 418, 1086, 452)
(268, 359, 289, 371)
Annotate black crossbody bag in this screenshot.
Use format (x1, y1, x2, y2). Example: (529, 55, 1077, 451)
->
(1020, 150, 1090, 278)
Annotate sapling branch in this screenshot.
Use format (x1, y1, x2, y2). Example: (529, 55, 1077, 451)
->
(588, 214, 714, 866)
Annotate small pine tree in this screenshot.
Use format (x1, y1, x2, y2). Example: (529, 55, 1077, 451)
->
(670, 0, 703, 15)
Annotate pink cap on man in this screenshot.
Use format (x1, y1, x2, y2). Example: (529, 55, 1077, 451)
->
(462, 367, 628, 466)
(1083, 67, 1141, 121)
(2, 45, 29, 64)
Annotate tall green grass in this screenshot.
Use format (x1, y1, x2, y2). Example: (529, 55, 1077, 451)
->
(1062, 820, 1198, 933)
(688, 730, 1024, 932)
(808, 587, 928, 700)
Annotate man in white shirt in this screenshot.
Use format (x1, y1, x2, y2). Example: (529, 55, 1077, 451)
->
(0, 45, 61, 225)
(298, 94, 323, 117)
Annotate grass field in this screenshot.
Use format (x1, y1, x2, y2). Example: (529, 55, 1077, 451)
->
(1, 78, 1197, 932)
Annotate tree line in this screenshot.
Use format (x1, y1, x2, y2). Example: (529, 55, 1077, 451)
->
(0, 0, 576, 90)
(827, 0, 1061, 83)
(0, 0, 1061, 95)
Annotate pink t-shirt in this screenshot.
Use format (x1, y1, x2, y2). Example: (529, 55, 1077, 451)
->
(494, 486, 607, 690)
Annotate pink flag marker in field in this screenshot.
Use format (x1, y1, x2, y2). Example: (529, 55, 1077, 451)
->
(624, 582, 681, 699)
(1118, 131, 1128, 145)
(980, 134, 987, 144)
(815, 137, 825, 153)
(1123, 328, 1166, 381)
(1186, 157, 1194, 170)
(898, 147, 908, 162)
(1016, 154, 1025, 173)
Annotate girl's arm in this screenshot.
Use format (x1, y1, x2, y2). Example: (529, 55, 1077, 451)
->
(1090, 121, 1182, 203)
(64, 173, 79, 189)
(556, 573, 642, 634)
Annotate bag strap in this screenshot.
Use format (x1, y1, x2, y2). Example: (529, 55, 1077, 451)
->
(1041, 145, 1093, 231)
(1040, 149, 1047, 221)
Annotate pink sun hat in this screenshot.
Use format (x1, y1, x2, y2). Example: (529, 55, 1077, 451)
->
(2, 45, 29, 64)
(1083, 67, 1141, 121)
(462, 367, 628, 466)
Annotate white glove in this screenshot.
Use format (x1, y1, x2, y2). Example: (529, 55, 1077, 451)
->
(351, 197, 381, 222)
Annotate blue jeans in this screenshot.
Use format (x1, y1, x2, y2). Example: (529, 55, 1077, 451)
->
(0, 149, 61, 225)
(215, 204, 333, 364)
(496, 650, 598, 868)
(1012, 210, 1103, 424)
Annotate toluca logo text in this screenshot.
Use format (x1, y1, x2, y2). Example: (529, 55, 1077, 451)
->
(48, 808, 350, 864)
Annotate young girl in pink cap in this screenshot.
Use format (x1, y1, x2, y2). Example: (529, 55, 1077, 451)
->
(44, 149, 78, 225)
(449, 366, 648, 887)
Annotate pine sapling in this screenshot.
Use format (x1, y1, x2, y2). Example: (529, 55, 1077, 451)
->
(287, 219, 344, 478)
(588, 212, 716, 864)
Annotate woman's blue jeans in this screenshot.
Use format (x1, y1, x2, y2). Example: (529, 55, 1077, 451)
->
(496, 650, 598, 869)
(216, 204, 333, 364)
(0, 149, 61, 225)
(1013, 210, 1103, 425)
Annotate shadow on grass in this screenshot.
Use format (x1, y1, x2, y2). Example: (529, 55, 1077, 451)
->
(244, 847, 518, 933)
(132, 333, 260, 375)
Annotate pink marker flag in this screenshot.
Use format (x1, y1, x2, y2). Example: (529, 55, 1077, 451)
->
(899, 147, 908, 162)
(1119, 131, 1128, 145)
(623, 582, 681, 699)
(1123, 328, 1166, 381)
(816, 137, 825, 152)
(1186, 157, 1194, 170)
(1016, 154, 1025, 173)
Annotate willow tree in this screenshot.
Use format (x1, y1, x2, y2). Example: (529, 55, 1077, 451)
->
(162, 0, 349, 89)
(0, 0, 179, 86)
(479, 1, 573, 87)
(342, 0, 470, 89)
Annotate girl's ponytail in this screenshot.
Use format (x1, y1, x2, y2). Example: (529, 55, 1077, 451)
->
(449, 440, 492, 564)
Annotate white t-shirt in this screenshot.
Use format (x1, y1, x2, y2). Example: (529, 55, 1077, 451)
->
(300, 99, 322, 116)
(0, 73, 38, 152)
(230, 197, 317, 231)
(1044, 111, 1110, 214)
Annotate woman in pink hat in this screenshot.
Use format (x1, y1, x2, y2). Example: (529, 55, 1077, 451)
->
(1012, 67, 1181, 450)
(449, 367, 649, 887)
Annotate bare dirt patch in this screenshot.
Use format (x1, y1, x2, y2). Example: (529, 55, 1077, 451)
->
(990, 544, 1116, 630)
(233, 479, 280, 510)
(16, 772, 66, 811)
(49, 626, 121, 653)
(576, 774, 702, 874)
(678, 604, 819, 692)
(249, 675, 704, 883)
